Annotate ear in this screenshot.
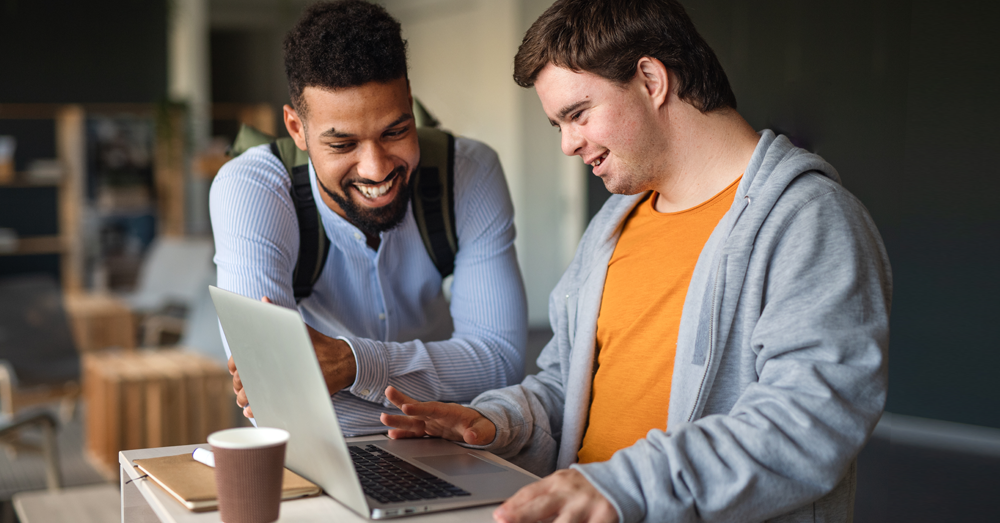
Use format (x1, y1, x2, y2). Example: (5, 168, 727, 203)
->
(636, 57, 670, 109)
(283, 104, 308, 151)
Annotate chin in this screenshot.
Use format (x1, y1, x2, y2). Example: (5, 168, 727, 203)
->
(602, 176, 639, 196)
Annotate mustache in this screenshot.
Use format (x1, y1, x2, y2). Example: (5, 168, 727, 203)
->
(341, 165, 407, 189)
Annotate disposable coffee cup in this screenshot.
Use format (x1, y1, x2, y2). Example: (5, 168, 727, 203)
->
(208, 427, 290, 523)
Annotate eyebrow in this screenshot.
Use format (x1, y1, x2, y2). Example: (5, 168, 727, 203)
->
(319, 113, 414, 139)
(549, 100, 590, 126)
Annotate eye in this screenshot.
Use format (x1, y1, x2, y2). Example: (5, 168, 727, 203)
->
(570, 110, 584, 121)
(328, 142, 355, 151)
(383, 125, 410, 139)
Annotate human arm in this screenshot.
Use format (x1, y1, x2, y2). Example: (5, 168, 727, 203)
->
(380, 385, 616, 523)
(340, 140, 528, 408)
(211, 142, 528, 420)
(211, 150, 361, 417)
(573, 188, 891, 522)
(229, 297, 357, 419)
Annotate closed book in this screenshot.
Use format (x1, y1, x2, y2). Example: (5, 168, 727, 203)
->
(133, 452, 321, 512)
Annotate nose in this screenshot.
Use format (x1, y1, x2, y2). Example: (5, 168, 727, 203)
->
(356, 142, 394, 182)
(560, 126, 585, 157)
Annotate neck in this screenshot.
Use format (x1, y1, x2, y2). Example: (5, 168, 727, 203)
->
(650, 102, 760, 213)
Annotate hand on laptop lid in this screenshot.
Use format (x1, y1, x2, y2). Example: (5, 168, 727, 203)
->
(380, 385, 497, 445)
(229, 295, 358, 420)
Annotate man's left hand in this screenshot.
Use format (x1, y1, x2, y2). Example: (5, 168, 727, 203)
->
(306, 325, 358, 393)
(493, 469, 618, 523)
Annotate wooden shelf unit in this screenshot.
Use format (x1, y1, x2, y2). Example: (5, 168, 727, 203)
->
(0, 103, 189, 292)
(0, 104, 86, 292)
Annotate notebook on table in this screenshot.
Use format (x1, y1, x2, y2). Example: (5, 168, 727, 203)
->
(208, 286, 538, 519)
(133, 451, 320, 512)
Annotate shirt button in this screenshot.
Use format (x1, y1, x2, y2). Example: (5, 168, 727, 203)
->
(378, 312, 386, 320)
(360, 389, 370, 395)
(354, 232, 363, 241)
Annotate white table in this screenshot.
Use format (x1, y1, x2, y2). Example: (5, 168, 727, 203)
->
(119, 437, 509, 522)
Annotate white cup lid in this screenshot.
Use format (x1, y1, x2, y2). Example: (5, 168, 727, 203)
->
(208, 427, 289, 449)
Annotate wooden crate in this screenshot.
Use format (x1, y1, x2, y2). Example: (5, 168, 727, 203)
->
(64, 293, 136, 352)
(82, 350, 235, 477)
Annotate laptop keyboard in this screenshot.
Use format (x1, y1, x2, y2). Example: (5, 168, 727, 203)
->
(349, 445, 472, 504)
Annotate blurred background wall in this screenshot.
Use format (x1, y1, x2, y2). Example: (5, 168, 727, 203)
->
(0, 0, 997, 485)
(683, 0, 1000, 431)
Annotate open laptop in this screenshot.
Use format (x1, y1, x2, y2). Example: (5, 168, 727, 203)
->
(208, 286, 537, 519)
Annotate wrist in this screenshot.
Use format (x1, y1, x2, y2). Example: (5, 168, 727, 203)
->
(338, 336, 389, 402)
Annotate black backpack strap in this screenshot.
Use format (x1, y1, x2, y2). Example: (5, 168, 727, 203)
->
(232, 121, 457, 296)
(270, 139, 330, 302)
(412, 127, 457, 278)
(230, 125, 329, 302)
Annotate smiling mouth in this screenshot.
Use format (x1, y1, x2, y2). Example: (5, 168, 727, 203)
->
(590, 151, 609, 167)
(349, 168, 402, 201)
(355, 177, 394, 199)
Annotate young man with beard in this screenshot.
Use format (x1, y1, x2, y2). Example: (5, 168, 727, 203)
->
(379, 0, 892, 522)
(209, 0, 527, 436)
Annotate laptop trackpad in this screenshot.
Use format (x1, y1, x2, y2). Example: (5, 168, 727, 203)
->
(415, 453, 507, 476)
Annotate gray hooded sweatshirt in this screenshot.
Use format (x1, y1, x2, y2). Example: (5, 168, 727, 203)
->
(467, 130, 892, 522)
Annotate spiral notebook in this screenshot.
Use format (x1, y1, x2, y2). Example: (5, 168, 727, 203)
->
(133, 450, 321, 512)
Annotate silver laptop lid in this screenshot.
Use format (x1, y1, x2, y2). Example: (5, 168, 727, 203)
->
(208, 285, 369, 515)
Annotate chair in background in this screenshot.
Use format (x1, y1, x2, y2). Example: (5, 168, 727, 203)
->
(140, 270, 228, 365)
(124, 236, 215, 316)
(177, 272, 228, 365)
(0, 409, 64, 523)
(0, 275, 75, 523)
(0, 410, 60, 491)
(0, 274, 81, 421)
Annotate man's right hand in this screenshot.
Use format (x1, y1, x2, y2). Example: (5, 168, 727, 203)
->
(228, 355, 253, 419)
(379, 386, 496, 445)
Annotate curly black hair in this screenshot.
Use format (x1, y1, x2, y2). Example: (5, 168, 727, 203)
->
(284, 0, 408, 115)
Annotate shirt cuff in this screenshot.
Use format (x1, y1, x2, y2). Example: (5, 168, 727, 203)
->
(338, 336, 389, 403)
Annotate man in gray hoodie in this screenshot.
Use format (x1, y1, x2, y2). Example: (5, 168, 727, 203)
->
(381, 1, 892, 522)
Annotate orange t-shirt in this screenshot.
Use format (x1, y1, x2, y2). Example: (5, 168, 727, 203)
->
(577, 176, 741, 464)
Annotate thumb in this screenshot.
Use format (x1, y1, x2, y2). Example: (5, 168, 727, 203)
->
(465, 415, 496, 446)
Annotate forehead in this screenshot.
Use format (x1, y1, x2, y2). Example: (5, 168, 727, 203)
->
(300, 78, 411, 131)
(533, 64, 620, 119)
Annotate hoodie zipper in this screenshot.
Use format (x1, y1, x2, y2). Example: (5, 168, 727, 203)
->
(687, 195, 751, 423)
(688, 255, 724, 423)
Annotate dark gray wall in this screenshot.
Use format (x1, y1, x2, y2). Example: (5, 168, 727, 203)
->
(0, 0, 168, 283)
(0, 0, 167, 103)
(679, 0, 1000, 428)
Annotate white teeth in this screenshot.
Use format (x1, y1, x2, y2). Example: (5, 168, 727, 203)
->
(356, 178, 393, 199)
(592, 152, 609, 167)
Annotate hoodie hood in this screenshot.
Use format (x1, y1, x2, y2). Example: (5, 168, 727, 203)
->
(668, 129, 846, 427)
(737, 130, 841, 233)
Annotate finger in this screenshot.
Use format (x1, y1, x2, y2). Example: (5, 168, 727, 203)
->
(398, 400, 452, 419)
(227, 356, 236, 375)
(236, 388, 248, 408)
(232, 369, 243, 391)
(244, 405, 254, 419)
(495, 479, 560, 523)
(384, 385, 419, 408)
(466, 416, 497, 446)
(260, 296, 272, 304)
(386, 428, 426, 439)
(379, 412, 427, 434)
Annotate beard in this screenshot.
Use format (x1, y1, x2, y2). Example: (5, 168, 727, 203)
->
(319, 165, 411, 238)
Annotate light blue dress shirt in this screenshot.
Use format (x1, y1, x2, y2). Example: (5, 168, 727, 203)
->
(210, 137, 527, 435)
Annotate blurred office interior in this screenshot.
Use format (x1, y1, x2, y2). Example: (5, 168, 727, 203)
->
(0, 0, 997, 521)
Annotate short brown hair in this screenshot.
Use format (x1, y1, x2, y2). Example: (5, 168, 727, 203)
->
(513, 0, 737, 112)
